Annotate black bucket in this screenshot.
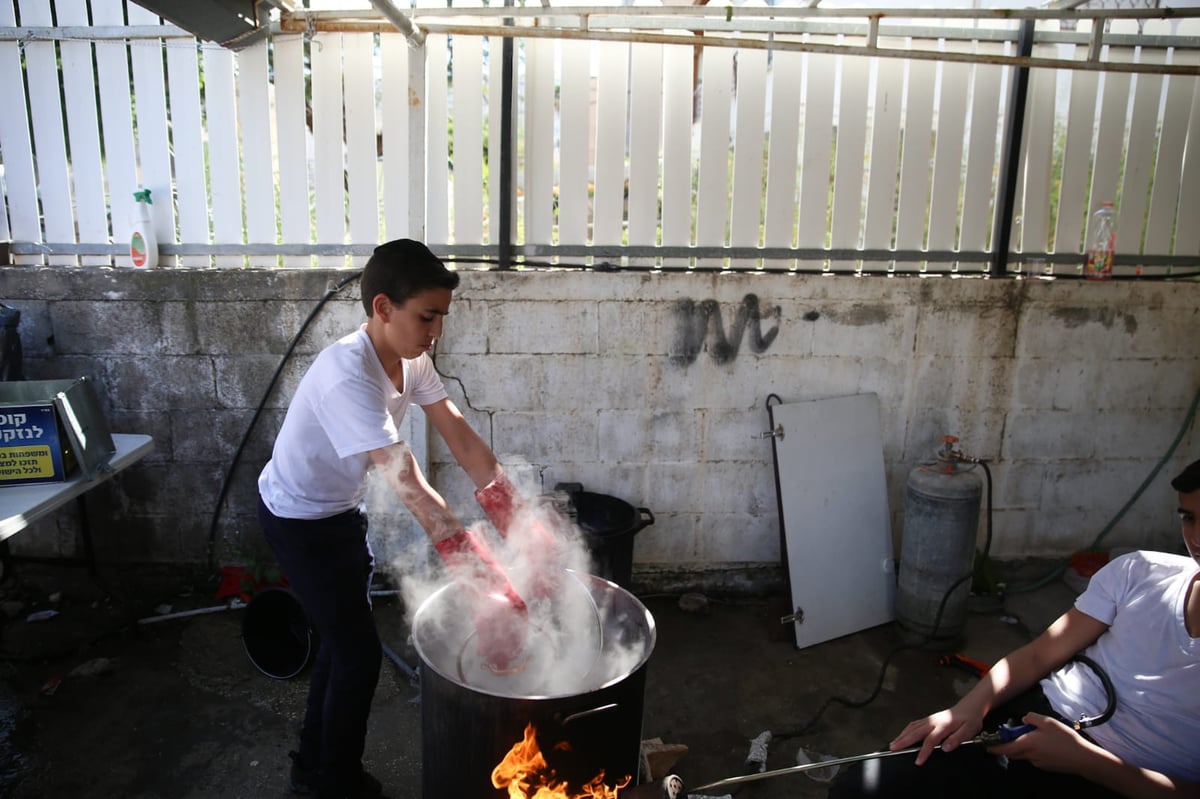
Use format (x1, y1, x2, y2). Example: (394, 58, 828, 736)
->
(557, 484, 654, 589)
(241, 588, 317, 680)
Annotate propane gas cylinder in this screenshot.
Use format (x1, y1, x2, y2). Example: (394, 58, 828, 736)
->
(896, 436, 983, 645)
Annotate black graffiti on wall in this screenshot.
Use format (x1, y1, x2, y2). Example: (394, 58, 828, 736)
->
(671, 294, 781, 366)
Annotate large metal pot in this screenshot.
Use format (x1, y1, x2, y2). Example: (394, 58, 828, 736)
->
(413, 571, 656, 798)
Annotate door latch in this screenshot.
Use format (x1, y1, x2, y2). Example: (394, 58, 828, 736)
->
(753, 424, 784, 441)
(780, 607, 804, 625)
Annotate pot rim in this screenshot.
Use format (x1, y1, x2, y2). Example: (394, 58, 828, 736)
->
(411, 570, 656, 701)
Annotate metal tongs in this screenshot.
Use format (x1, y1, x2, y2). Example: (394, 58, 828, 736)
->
(679, 722, 1036, 794)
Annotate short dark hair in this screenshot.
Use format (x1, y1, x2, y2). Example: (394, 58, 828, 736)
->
(360, 239, 460, 316)
(1171, 458, 1200, 494)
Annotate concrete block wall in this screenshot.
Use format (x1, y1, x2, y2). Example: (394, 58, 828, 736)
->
(2, 266, 1197, 591)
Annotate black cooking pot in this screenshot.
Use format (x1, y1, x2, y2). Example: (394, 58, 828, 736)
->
(413, 571, 656, 798)
(557, 484, 654, 589)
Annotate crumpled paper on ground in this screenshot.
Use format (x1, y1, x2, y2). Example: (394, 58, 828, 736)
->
(795, 746, 841, 782)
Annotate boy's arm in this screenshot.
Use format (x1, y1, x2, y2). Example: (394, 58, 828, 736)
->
(422, 398, 503, 489)
(894, 607, 1109, 764)
(368, 440, 461, 541)
(370, 440, 529, 669)
(994, 714, 1200, 799)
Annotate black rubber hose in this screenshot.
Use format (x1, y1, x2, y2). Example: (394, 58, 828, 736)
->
(205, 271, 362, 571)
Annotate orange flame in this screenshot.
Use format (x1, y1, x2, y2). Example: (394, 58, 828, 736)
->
(492, 723, 632, 799)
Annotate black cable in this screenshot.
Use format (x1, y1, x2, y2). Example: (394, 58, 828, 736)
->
(1068, 653, 1117, 730)
(436, 255, 1200, 281)
(205, 271, 363, 571)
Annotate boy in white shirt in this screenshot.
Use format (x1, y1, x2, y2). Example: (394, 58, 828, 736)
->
(258, 239, 549, 799)
(830, 457, 1200, 799)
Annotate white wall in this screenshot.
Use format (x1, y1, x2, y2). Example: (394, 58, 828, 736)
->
(3, 267, 1197, 591)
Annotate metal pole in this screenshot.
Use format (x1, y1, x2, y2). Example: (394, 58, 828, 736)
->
(990, 18, 1036, 278)
(498, 1, 515, 270)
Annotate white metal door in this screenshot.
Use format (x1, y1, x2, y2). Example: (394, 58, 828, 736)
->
(770, 394, 896, 649)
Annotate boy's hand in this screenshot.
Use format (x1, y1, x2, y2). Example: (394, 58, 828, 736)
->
(434, 529, 529, 670)
(475, 471, 522, 536)
(476, 472, 566, 599)
(890, 706, 983, 766)
(988, 713, 1099, 775)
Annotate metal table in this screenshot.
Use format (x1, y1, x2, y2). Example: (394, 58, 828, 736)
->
(0, 433, 155, 573)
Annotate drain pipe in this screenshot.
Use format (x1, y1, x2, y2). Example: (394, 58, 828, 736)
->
(498, 0, 515, 270)
(989, 18, 1035, 278)
(368, 0, 426, 46)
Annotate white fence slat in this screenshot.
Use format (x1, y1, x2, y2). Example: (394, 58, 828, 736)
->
(1087, 72, 1132, 249)
(730, 48, 768, 254)
(798, 52, 835, 250)
(1054, 66, 1098, 257)
(927, 60, 970, 253)
(1172, 76, 1200, 257)
(57, 0, 108, 265)
(627, 42, 663, 249)
(862, 53, 904, 252)
(128, 4, 177, 260)
(450, 35, 484, 247)
(558, 39, 590, 245)
(312, 32, 347, 263)
(660, 43, 694, 250)
(1012, 86, 1028, 258)
(830, 54, 870, 257)
(273, 34, 311, 266)
(958, 59, 1003, 257)
(91, 0, 137, 264)
(425, 34, 450, 246)
(486, 37, 502, 245)
(764, 50, 802, 252)
(696, 47, 734, 250)
(1118, 62, 1163, 260)
(167, 39, 208, 266)
(409, 48, 428, 240)
(1140, 22, 1187, 256)
(593, 41, 631, 246)
(20, 1, 75, 261)
(522, 37, 555, 247)
(344, 33, 380, 263)
(380, 33, 410, 242)
(1144, 66, 1195, 255)
(1020, 61, 1058, 255)
(203, 45, 243, 267)
(896, 58, 936, 252)
(236, 41, 276, 255)
(0, 1, 37, 261)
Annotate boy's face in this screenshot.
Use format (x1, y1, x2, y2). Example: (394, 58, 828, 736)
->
(379, 287, 452, 360)
(1180, 489, 1199, 565)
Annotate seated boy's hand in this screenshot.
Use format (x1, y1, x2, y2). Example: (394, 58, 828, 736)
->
(891, 707, 982, 766)
(988, 713, 1099, 776)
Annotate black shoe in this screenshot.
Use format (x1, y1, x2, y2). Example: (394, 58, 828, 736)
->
(317, 769, 386, 799)
(288, 751, 318, 795)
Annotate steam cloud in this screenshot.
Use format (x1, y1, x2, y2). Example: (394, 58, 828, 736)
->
(364, 453, 649, 698)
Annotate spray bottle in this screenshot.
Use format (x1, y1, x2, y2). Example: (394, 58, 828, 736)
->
(129, 188, 158, 268)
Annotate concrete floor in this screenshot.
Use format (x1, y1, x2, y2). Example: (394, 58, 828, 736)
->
(0, 561, 1078, 799)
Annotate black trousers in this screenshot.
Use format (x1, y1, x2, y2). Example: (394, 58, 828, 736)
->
(258, 497, 382, 783)
(827, 688, 1123, 799)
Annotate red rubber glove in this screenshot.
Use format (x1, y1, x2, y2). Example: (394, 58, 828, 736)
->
(434, 529, 529, 671)
(475, 472, 523, 539)
(475, 472, 565, 599)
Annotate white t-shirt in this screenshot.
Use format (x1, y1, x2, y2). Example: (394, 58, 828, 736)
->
(258, 326, 448, 519)
(1041, 550, 1200, 782)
